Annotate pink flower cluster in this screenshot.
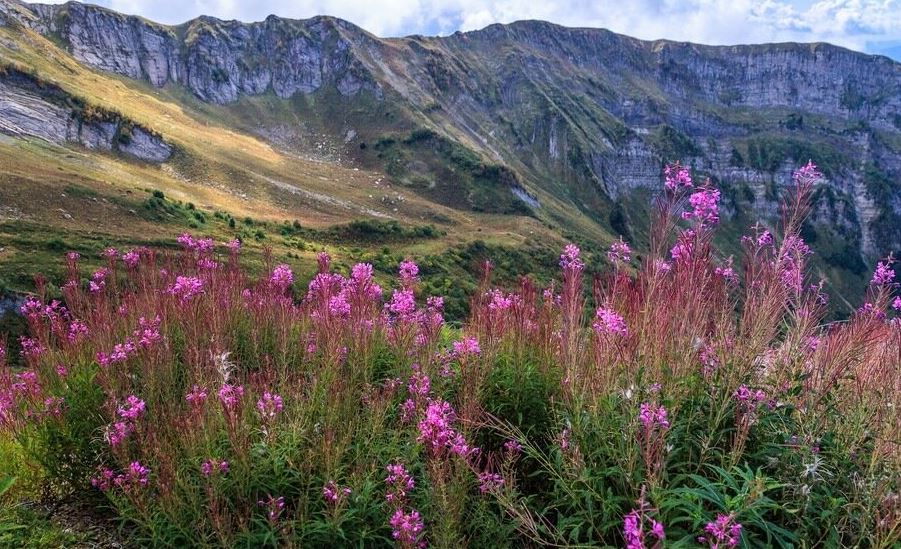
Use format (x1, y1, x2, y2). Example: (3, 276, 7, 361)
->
(608, 238, 632, 264)
(559, 244, 584, 272)
(385, 462, 415, 505)
(452, 337, 481, 357)
(258, 495, 285, 524)
(682, 187, 721, 226)
(106, 395, 145, 447)
(477, 472, 504, 494)
(186, 385, 208, 408)
(638, 403, 670, 431)
(323, 480, 352, 504)
(270, 264, 294, 291)
(218, 384, 245, 412)
(177, 233, 215, 254)
(399, 260, 420, 285)
(593, 307, 629, 337)
(871, 260, 896, 286)
(385, 462, 425, 547)
(699, 513, 742, 548)
(133, 316, 162, 348)
(19, 337, 46, 360)
(91, 461, 150, 492)
(793, 160, 822, 184)
(201, 458, 229, 477)
(256, 391, 284, 420)
(623, 508, 665, 549)
(664, 162, 693, 191)
(417, 399, 478, 459)
(389, 508, 425, 548)
(167, 276, 204, 303)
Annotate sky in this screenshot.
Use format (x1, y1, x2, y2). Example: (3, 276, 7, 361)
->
(42, 0, 901, 59)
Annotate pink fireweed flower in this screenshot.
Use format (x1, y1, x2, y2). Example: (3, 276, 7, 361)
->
(593, 307, 629, 337)
(653, 259, 672, 274)
(793, 160, 822, 184)
(639, 403, 670, 430)
(559, 244, 584, 272)
(124, 461, 150, 488)
(185, 385, 208, 408)
(487, 289, 513, 312)
(225, 239, 241, 252)
(13, 370, 40, 397)
(176, 233, 196, 250)
(623, 508, 665, 549)
(103, 247, 119, 259)
(452, 337, 481, 357)
(504, 439, 523, 456)
(417, 399, 457, 451)
(385, 462, 415, 504)
(201, 458, 229, 477)
(91, 468, 116, 491)
(258, 495, 285, 524)
(699, 513, 742, 548)
(19, 296, 42, 317)
(323, 480, 352, 504)
(351, 262, 374, 282)
(664, 162, 693, 191)
(670, 229, 696, 262)
(387, 289, 417, 317)
(700, 344, 720, 377)
(19, 337, 46, 359)
(734, 385, 766, 404)
(44, 396, 65, 417)
(270, 264, 294, 291)
(682, 186, 721, 226)
(477, 472, 504, 494)
(715, 265, 739, 284)
(117, 395, 146, 420)
(133, 316, 162, 348)
(608, 238, 632, 264)
(407, 366, 431, 399)
(871, 261, 896, 286)
(256, 392, 284, 420)
(399, 259, 420, 284)
(56, 364, 68, 378)
(218, 384, 244, 412)
(389, 508, 425, 547)
(167, 276, 204, 302)
(893, 296, 901, 311)
(105, 421, 131, 447)
(89, 268, 108, 293)
(121, 249, 141, 267)
(328, 293, 351, 318)
(67, 320, 89, 343)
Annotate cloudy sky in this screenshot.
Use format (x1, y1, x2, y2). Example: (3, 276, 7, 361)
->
(45, 0, 901, 59)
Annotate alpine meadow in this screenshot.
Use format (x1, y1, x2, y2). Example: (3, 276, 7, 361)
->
(0, 1, 899, 547)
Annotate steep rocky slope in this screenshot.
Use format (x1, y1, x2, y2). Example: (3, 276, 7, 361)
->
(0, 0, 899, 307)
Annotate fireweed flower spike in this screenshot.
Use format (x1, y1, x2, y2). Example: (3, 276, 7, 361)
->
(663, 162, 693, 191)
(608, 238, 632, 264)
(699, 513, 742, 548)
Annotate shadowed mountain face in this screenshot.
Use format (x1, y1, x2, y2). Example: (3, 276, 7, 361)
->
(0, 0, 899, 305)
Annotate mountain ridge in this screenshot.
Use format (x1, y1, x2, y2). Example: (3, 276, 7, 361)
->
(0, 0, 899, 312)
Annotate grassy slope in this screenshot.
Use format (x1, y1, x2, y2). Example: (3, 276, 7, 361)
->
(0, 25, 579, 310)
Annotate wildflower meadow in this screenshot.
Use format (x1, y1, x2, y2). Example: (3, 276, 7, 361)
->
(1, 163, 899, 547)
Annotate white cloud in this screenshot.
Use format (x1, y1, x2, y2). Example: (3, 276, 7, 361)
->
(39, 0, 901, 56)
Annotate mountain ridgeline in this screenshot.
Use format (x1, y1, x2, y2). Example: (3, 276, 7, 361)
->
(1, 0, 899, 303)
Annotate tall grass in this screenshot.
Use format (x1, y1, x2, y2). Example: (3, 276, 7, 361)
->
(1, 163, 898, 547)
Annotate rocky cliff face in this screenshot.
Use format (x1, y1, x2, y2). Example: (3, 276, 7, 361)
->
(1, 0, 899, 258)
(0, 66, 172, 161)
